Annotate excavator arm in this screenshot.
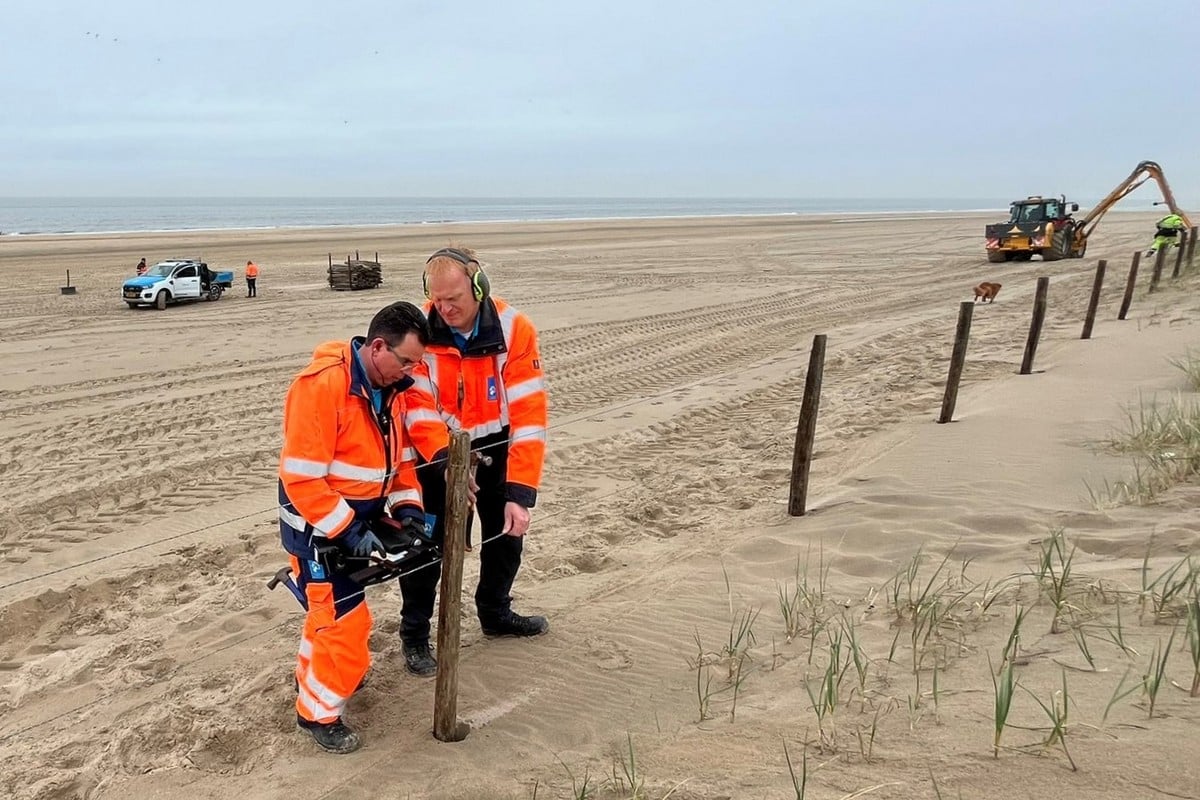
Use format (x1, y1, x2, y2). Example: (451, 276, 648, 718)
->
(1077, 160, 1192, 241)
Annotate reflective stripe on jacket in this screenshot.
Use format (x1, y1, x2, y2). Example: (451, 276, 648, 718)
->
(278, 338, 432, 558)
(416, 296, 548, 506)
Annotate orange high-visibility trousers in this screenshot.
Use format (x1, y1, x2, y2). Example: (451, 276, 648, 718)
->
(290, 555, 372, 724)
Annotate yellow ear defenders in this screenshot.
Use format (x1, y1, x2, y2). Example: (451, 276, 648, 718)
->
(423, 247, 490, 302)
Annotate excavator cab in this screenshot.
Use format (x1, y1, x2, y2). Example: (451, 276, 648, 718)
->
(1006, 198, 1077, 225)
(1008, 203, 1042, 224)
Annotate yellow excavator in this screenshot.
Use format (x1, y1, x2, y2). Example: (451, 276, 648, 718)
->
(984, 160, 1191, 263)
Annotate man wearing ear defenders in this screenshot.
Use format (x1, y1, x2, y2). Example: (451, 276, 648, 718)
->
(398, 245, 550, 676)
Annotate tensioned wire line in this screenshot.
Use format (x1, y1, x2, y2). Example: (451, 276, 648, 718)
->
(0, 509, 276, 592)
(0, 357, 739, 594)
(0, 425, 555, 593)
(0, 344, 781, 740)
(277, 478, 597, 614)
(0, 482, 630, 745)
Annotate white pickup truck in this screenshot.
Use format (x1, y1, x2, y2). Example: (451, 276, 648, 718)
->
(121, 259, 234, 309)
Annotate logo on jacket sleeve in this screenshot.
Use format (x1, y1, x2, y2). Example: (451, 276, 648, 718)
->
(487, 377, 498, 402)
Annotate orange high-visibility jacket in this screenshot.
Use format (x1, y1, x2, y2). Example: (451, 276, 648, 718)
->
(415, 297, 547, 507)
(278, 339, 448, 558)
(246, 261, 260, 278)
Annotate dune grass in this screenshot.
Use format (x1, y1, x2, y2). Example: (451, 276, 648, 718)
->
(1185, 590, 1200, 697)
(1024, 669, 1077, 771)
(1087, 389, 1200, 507)
(667, 529, 1196, 794)
(1167, 349, 1200, 391)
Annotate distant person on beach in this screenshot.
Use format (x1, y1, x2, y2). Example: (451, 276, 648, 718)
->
(1147, 213, 1186, 256)
(136, 258, 147, 275)
(245, 260, 259, 297)
(277, 301, 448, 754)
(396, 245, 549, 679)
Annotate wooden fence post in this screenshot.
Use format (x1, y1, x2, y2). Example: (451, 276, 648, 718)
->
(1171, 232, 1186, 279)
(1081, 259, 1106, 340)
(433, 430, 471, 742)
(1118, 251, 1140, 320)
(1019, 277, 1050, 375)
(787, 334, 826, 517)
(1149, 246, 1167, 293)
(1187, 226, 1197, 269)
(938, 302, 974, 424)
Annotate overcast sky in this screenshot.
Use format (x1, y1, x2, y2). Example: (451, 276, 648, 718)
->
(2, 0, 1197, 201)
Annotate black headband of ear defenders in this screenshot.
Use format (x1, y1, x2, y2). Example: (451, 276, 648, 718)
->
(426, 247, 479, 267)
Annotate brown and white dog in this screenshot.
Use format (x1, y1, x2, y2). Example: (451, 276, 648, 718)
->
(973, 282, 1002, 303)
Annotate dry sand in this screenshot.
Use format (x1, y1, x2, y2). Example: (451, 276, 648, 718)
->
(0, 212, 1198, 799)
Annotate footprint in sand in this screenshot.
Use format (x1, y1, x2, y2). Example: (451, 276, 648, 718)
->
(568, 550, 610, 573)
(586, 637, 633, 671)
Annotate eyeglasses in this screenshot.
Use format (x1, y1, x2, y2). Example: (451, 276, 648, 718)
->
(387, 346, 420, 372)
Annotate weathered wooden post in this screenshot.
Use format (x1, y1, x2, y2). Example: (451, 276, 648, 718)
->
(787, 334, 826, 517)
(1118, 251, 1140, 320)
(1081, 259, 1106, 340)
(433, 430, 471, 742)
(1187, 226, 1197, 269)
(1019, 277, 1049, 375)
(1171, 232, 1186, 279)
(1149, 246, 1167, 293)
(938, 302, 974, 424)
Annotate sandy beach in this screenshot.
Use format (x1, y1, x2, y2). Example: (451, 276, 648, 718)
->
(1, 212, 1198, 799)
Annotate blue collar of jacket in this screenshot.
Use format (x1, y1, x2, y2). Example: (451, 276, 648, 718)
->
(348, 336, 414, 397)
(428, 299, 507, 356)
(451, 315, 481, 351)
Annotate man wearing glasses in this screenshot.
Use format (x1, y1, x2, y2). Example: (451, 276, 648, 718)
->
(277, 300, 448, 753)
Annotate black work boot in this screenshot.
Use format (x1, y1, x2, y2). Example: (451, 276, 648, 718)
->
(402, 641, 438, 677)
(297, 715, 361, 754)
(480, 610, 549, 638)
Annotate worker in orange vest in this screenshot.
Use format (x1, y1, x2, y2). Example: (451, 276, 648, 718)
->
(278, 301, 448, 753)
(245, 260, 260, 297)
(397, 245, 549, 678)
